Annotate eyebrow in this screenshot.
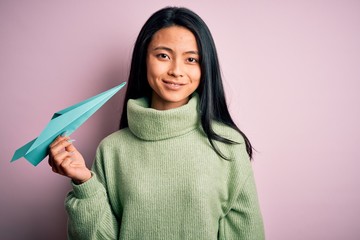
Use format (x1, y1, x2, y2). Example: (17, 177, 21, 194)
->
(152, 46, 199, 55)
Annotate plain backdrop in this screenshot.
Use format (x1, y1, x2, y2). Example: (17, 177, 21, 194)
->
(1, 1, 359, 239)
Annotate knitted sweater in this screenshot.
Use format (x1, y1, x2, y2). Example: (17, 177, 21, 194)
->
(65, 94, 265, 240)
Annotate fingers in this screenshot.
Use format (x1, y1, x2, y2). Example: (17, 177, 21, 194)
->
(52, 150, 74, 174)
(48, 136, 76, 175)
(65, 140, 77, 153)
(50, 136, 71, 153)
(47, 135, 91, 183)
(48, 136, 67, 167)
(49, 135, 69, 148)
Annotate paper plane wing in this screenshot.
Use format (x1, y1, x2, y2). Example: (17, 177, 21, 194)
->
(11, 82, 126, 166)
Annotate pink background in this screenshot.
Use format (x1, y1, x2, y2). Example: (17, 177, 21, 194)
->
(1, 1, 359, 239)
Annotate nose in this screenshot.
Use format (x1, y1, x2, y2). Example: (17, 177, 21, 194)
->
(167, 60, 184, 78)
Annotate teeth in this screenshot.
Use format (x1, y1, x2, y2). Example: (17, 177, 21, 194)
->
(166, 82, 179, 86)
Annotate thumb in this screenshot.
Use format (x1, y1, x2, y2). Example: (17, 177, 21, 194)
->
(65, 140, 77, 152)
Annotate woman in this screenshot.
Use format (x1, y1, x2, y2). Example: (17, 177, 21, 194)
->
(49, 7, 264, 240)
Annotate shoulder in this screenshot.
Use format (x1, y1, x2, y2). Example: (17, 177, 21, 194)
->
(211, 121, 245, 144)
(94, 128, 134, 168)
(97, 128, 133, 151)
(211, 121, 251, 171)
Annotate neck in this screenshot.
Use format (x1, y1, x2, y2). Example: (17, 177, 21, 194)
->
(150, 93, 189, 110)
(127, 93, 200, 141)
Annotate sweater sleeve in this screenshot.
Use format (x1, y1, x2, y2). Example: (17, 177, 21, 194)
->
(219, 173, 265, 240)
(64, 147, 119, 239)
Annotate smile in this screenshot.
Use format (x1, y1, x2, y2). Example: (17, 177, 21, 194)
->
(163, 80, 185, 85)
(162, 80, 186, 89)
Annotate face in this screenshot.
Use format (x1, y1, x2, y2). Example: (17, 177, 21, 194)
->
(146, 26, 201, 110)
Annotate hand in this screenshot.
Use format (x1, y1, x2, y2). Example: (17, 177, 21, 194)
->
(48, 135, 92, 184)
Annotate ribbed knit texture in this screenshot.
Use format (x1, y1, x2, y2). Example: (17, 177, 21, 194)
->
(65, 94, 265, 240)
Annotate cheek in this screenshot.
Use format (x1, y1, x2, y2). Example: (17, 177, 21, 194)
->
(147, 58, 167, 80)
(146, 58, 153, 79)
(146, 59, 157, 88)
(190, 67, 201, 83)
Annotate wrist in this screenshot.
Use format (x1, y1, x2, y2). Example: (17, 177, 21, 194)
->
(73, 170, 92, 185)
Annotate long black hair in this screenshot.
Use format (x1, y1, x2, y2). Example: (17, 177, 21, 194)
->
(119, 6, 253, 160)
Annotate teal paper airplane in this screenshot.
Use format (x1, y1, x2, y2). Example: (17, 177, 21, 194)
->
(11, 82, 126, 166)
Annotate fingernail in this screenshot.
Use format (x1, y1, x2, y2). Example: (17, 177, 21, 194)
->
(61, 131, 69, 137)
(67, 139, 76, 143)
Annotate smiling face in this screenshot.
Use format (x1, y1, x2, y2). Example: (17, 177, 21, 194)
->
(146, 26, 201, 110)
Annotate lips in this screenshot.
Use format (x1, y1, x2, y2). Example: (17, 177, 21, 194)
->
(162, 79, 185, 86)
(163, 80, 185, 90)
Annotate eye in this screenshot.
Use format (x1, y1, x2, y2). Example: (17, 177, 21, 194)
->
(187, 57, 198, 63)
(156, 53, 170, 60)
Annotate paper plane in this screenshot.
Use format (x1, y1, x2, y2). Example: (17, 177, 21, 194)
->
(11, 82, 126, 166)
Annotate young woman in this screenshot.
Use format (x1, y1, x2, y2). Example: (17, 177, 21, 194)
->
(49, 7, 264, 240)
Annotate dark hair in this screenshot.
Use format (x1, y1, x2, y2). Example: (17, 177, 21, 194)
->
(119, 6, 253, 160)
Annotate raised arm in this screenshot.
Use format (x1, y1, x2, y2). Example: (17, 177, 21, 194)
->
(49, 136, 119, 239)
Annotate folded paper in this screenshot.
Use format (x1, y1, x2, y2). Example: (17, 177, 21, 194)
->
(11, 82, 126, 166)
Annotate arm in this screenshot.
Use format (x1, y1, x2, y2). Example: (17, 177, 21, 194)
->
(65, 173, 119, 240)
(219, 173, 265, 240)
(48, 136, 119, 239)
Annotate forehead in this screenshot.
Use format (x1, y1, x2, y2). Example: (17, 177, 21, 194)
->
(149, 26, 198, 51)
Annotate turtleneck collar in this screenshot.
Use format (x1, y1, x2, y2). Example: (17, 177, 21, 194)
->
(127, 94, 200, 141)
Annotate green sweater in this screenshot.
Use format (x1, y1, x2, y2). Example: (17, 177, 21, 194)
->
(65, 94, 265, 240)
